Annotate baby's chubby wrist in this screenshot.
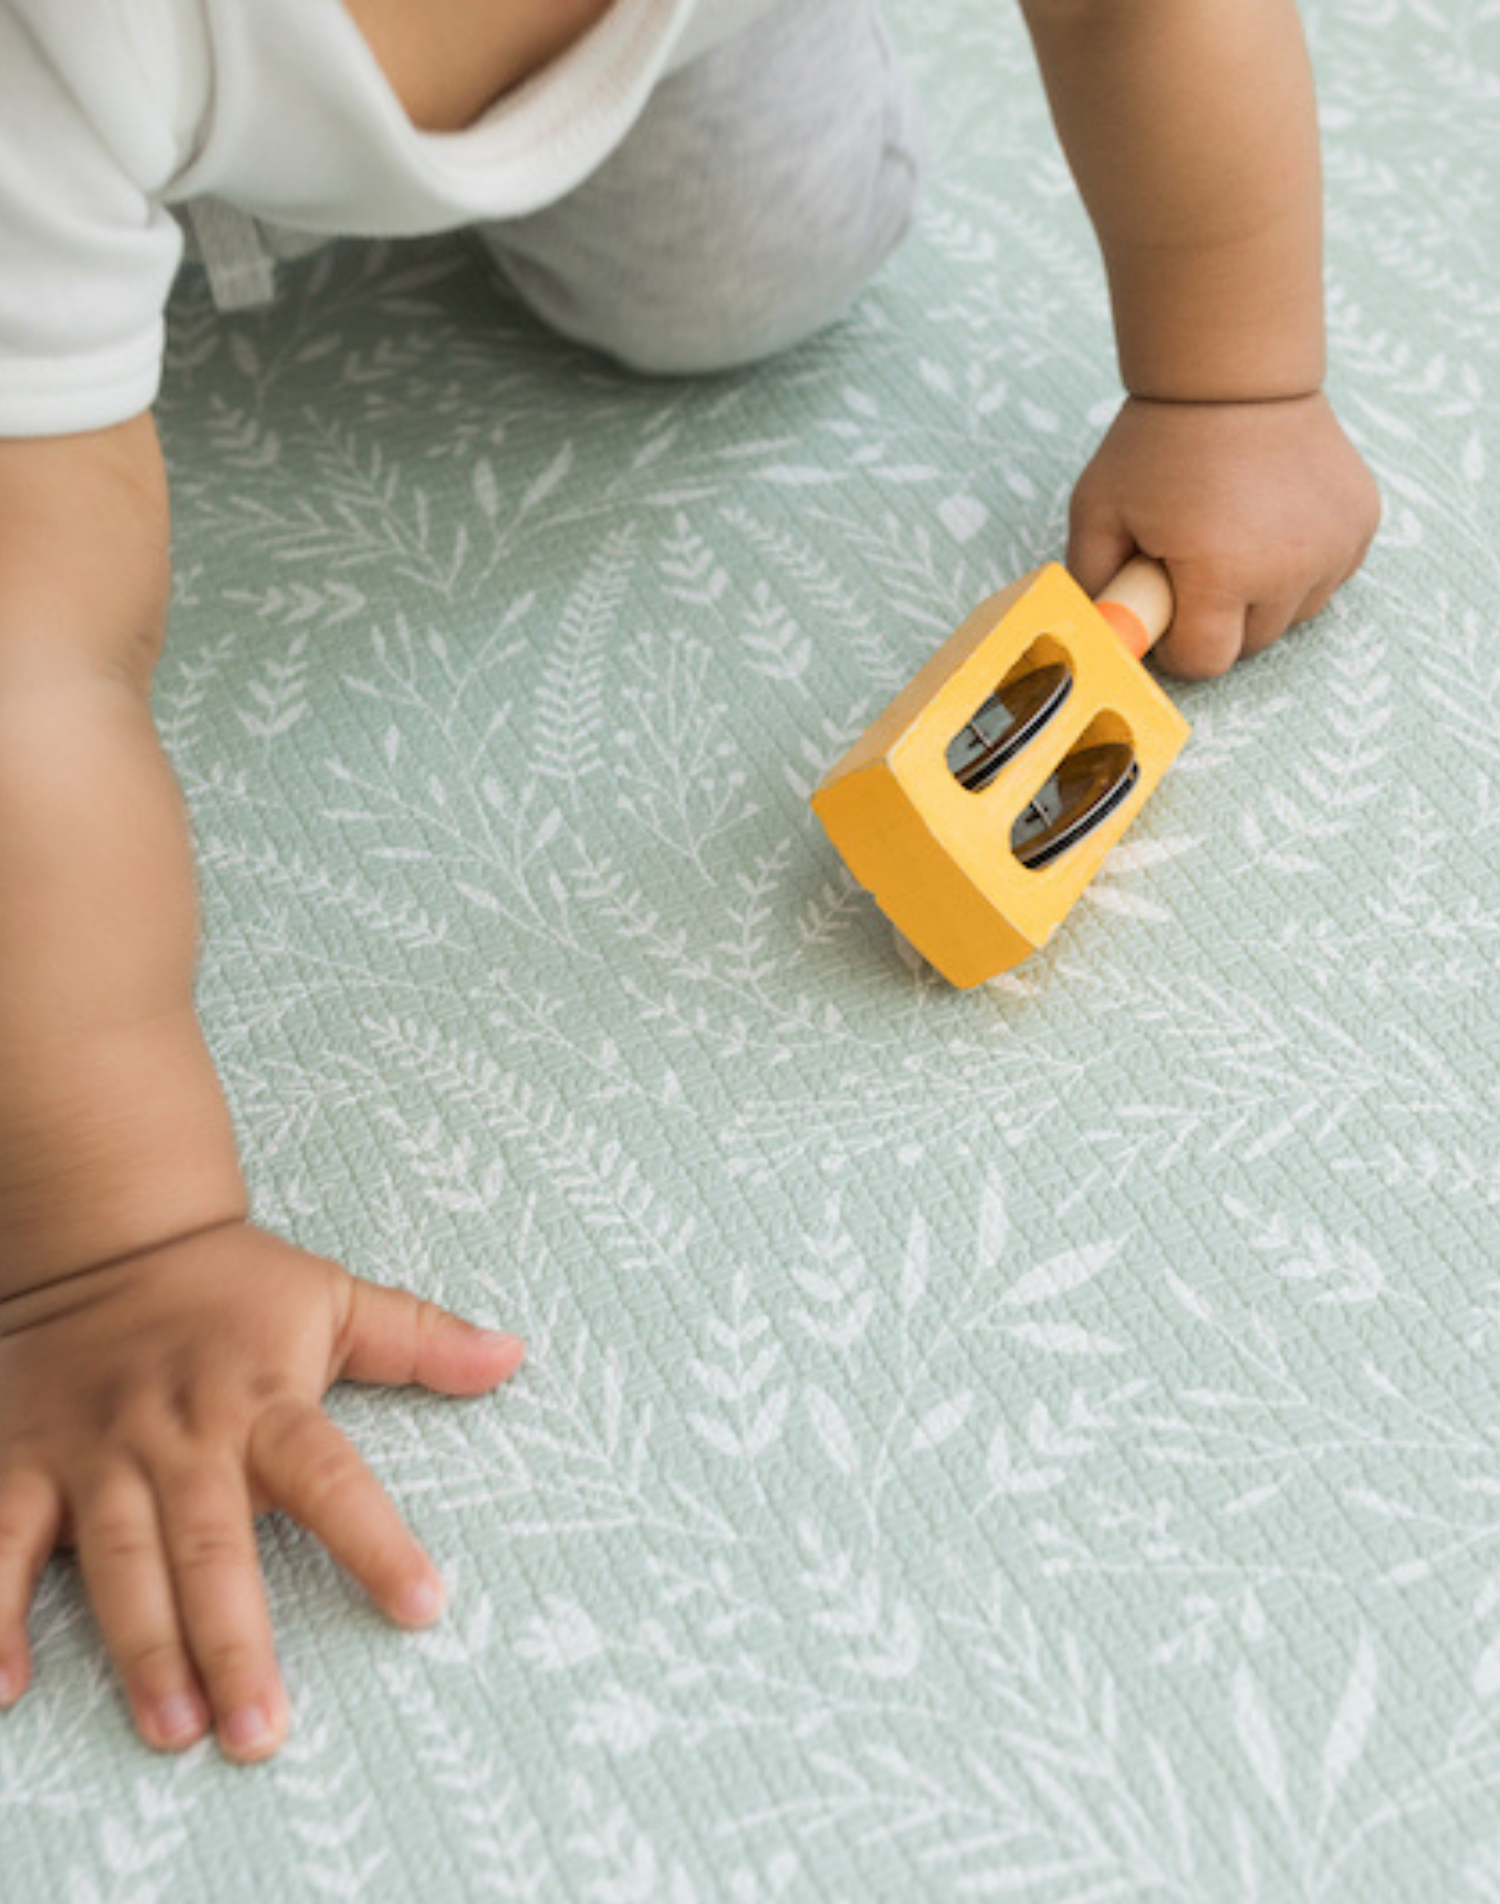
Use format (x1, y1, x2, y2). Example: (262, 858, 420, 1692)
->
(0, 1009, 249, 1302)
(0, 1217, 252, 1340)
(1124, 385, 1324, 410)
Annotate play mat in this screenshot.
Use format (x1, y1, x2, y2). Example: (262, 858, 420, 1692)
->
(4, 1, 1499, 1896)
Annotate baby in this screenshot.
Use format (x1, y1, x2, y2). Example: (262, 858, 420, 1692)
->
(0, 0, 1380, 1763)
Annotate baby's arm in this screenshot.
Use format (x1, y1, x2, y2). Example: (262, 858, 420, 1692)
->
(0, 418, 522, 1759)
(0, 420, 244, 1272)
(1020, 0, 1380, 675)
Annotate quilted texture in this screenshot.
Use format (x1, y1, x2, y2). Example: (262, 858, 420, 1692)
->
(5, 1, 1500, 1897)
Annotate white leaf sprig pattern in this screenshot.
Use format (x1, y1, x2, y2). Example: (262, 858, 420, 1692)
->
(9, 1, 1500, 1897)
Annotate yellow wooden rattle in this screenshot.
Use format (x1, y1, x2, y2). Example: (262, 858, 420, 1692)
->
(810, 557, 1189, 986)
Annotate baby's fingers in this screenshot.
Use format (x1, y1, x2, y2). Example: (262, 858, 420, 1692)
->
(156, 1456, 286, 1762)
(1151, 575, 1247, 680)
(251, 1401, 445, 1630)
(337, 1278, 524, 1397)
(74, 1465, 215, 1755)
(0, 1467, 62, 1709)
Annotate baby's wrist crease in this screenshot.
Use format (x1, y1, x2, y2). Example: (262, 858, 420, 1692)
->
(1124, 387, 1324, 409)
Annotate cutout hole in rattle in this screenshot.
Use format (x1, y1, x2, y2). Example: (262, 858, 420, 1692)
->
(1011, 722, 1140, 870)
(948, 642, 1073, 792)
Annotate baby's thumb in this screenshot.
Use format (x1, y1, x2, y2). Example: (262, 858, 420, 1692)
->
(1065, 499, 1137, 603)
(339, 1279, 524, 1395)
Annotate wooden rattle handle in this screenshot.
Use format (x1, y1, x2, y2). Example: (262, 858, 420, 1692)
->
(1093, 556, 1174, 661)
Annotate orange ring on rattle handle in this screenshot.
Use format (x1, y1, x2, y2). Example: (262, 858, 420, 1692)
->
(1094, 556, 1174, 661)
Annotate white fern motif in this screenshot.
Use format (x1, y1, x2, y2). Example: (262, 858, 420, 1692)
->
(15, 0, 1500, 1897)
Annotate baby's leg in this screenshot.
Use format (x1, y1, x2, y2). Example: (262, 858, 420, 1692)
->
(478, 0, 925, 375)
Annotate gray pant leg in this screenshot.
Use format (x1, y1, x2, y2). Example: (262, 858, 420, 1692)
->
(478, 0, 925, 374)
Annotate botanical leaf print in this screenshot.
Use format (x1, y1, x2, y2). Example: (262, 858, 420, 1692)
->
(7, 2, 1499, 1899)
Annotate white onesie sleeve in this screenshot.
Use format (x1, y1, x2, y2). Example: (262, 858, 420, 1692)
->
(0, 3, 186, 436)
(0, 0, 791, 434)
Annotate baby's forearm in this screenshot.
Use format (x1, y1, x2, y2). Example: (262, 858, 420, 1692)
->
(0, 422, 246, 1297)
(0, 692, 247, 1291)
(1020, 0, 1325, 402)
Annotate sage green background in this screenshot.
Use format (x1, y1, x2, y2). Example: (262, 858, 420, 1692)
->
(4, 2, 1500, 1897)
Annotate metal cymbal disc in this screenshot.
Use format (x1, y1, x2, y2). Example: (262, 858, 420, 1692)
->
(1011, 743, 1140, 870)
(948, 662, 1073, 792)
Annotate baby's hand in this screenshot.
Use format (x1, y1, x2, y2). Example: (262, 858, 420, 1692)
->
(1065, 392, 1381, 678)
(0, 1221, 522, 1762)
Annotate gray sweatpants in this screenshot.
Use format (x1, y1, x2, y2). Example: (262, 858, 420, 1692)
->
(478, 0, 925, 373)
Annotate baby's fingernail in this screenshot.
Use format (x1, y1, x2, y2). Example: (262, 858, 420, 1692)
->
(154, 1694, 205, 1746)
(401, 1577, 446, 1625)
(478, 1328, 524, 1356)
(222, 1705, 274, 1754)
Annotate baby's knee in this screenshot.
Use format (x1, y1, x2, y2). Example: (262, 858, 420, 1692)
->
(618, 142, 921, 375)
(552, 147, 922, 376)
(484, 0, 925, 376)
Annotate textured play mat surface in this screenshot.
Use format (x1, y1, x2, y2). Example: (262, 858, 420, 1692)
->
(5, 2, 1500, 1897)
